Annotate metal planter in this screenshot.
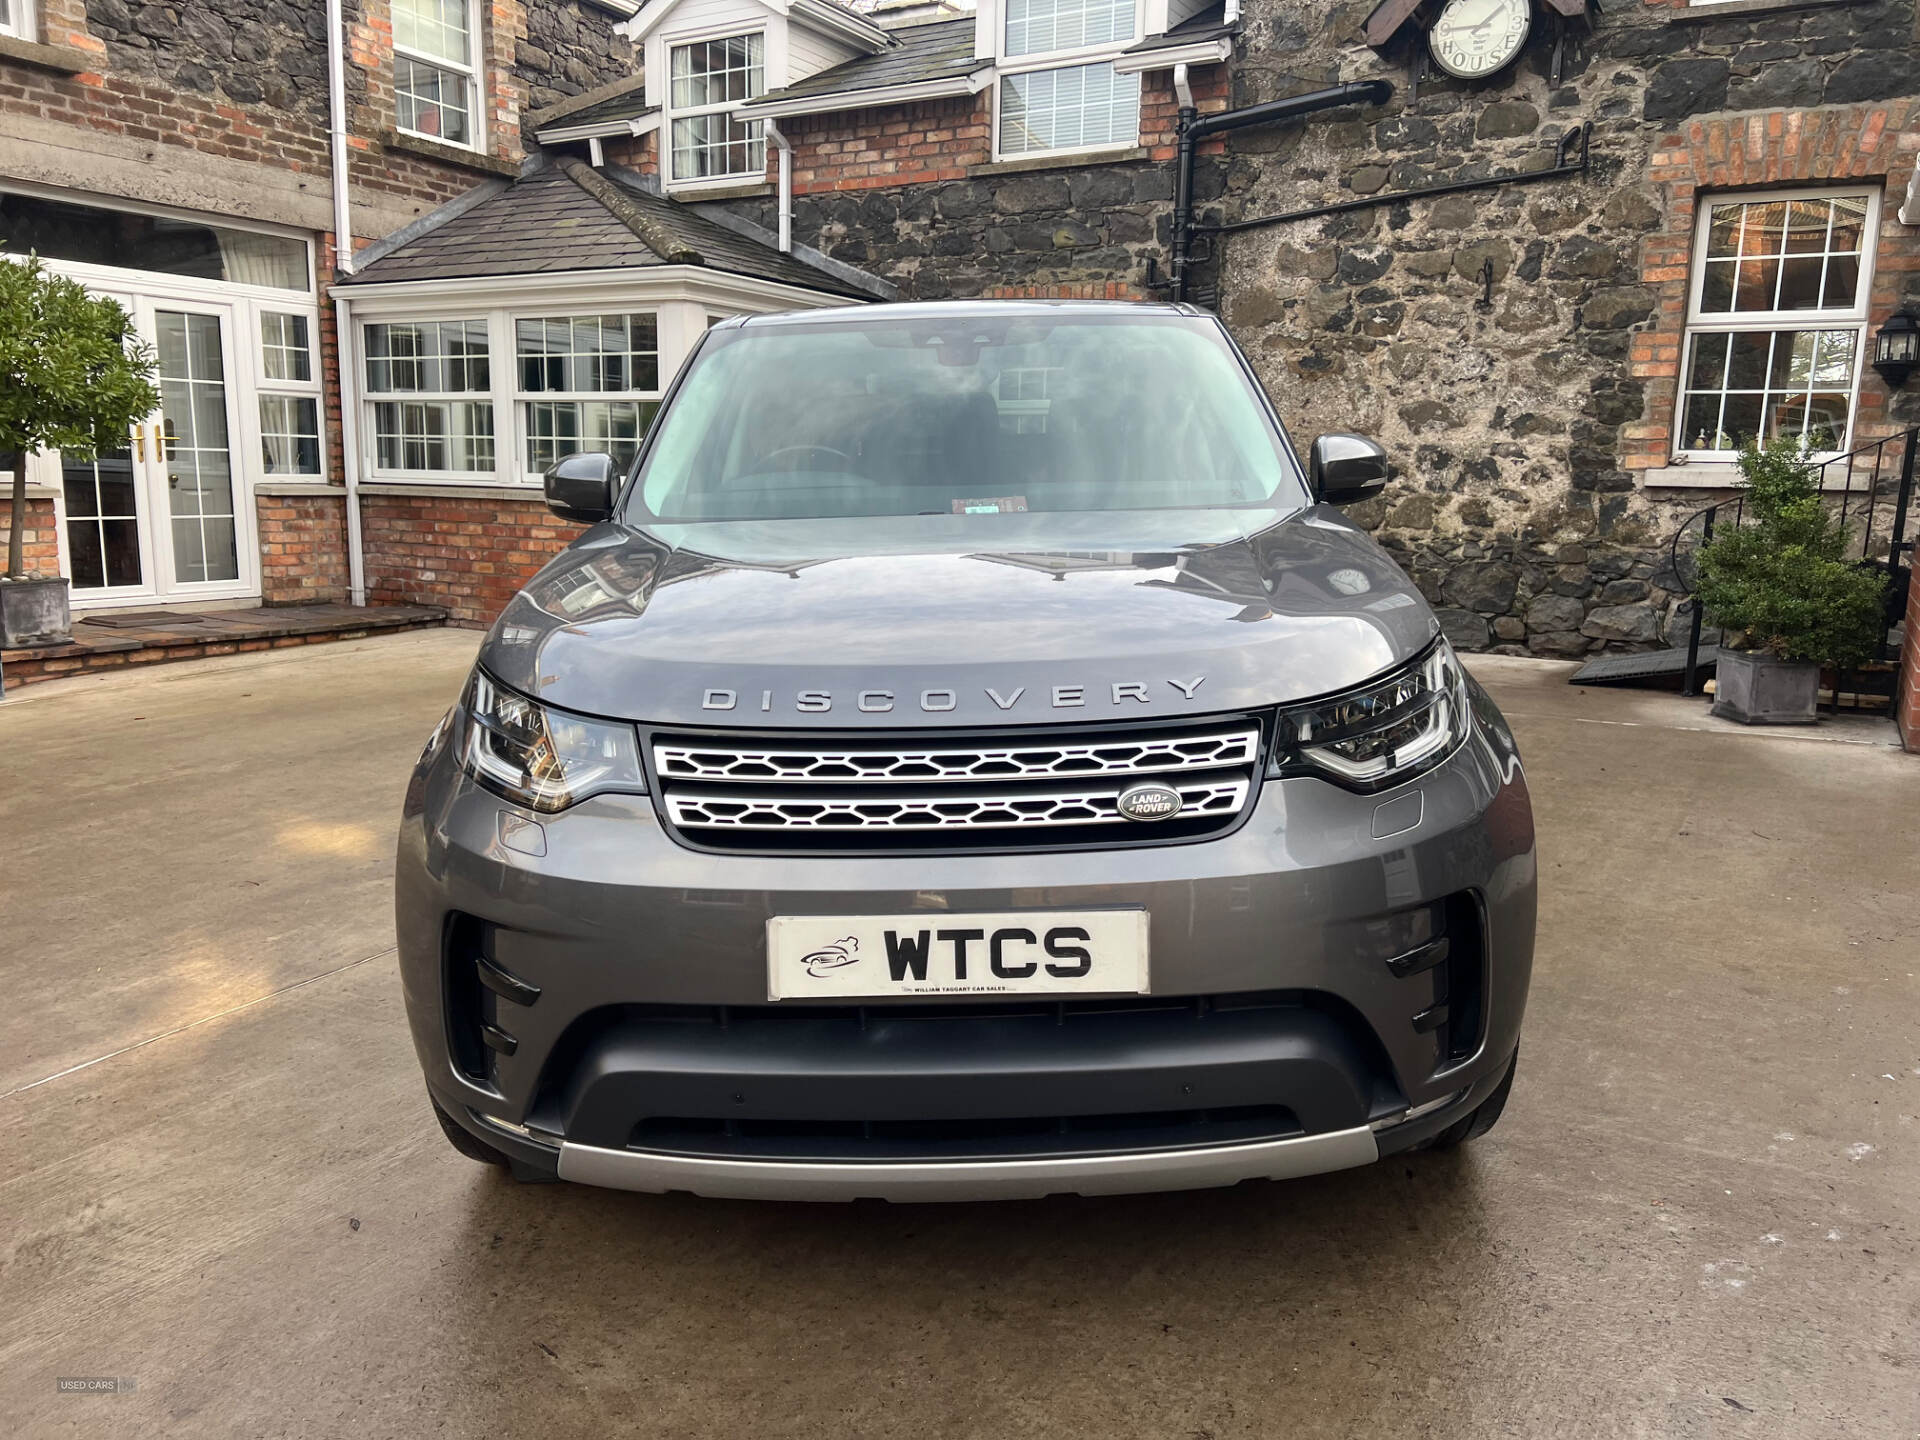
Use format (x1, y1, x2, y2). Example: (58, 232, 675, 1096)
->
(1711, 649, 1819, 725)
(0, 576, 73, 648)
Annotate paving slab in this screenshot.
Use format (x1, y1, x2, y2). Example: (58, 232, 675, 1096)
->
(1, 640, 1915, 1438)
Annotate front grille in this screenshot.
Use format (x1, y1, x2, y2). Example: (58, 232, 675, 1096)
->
(648, 717, 1264, 853)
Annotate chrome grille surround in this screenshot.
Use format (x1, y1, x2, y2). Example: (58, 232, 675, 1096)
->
(654, 726, 1259, 785)
(649, 718, 1264, 850)
(664, 776, 1251, 832)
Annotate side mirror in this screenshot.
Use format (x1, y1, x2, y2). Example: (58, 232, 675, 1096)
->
(544, 452, 619, 525)
(1309, 433, 1390, 504)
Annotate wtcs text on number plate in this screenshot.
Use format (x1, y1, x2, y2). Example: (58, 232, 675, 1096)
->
(767, 910, 1149, 1000)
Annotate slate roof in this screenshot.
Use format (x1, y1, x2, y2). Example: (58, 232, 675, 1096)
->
(539, 88, 659, 132)
(339, 161, 873, 297)
(746, 18, 982, 106)
(1122, 2, 1235, 53)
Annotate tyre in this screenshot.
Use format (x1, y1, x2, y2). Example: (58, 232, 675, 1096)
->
(431, 1096, 511, 1167)
(1423, 1050, 1517, 1152)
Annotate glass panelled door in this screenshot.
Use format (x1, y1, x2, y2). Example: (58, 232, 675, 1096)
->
(62, 288, 152, 597)
(62, 446, 145, 590)
(149, 305, 242, 588)
(58, 296, 248, 602)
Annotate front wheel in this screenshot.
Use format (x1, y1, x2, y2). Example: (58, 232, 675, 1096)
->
(1423, 1050, 1517, 1151)
(431, 1095, 511, 1167)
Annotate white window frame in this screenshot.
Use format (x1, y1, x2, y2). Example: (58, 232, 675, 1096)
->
(1, 186, 321, 608)
(992, 0, 1143, 163)
(253, 309, 327, 479)
(1675, 185, 1881, 464)
(0, 0, 36, 41)
(362, 315, 498, 480)
(510, 310, 665, 481)
(392, 0, 484, 153)
(342, 279, 836, 492)
(662, 27, 768, 191)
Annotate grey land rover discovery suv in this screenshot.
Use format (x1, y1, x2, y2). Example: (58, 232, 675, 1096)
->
(397, 301, 1536, 1202)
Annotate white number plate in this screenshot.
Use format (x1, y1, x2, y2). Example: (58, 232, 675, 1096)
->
(766, 910, 1149, 1000)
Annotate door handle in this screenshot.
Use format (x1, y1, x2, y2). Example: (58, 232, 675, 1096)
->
(154, 423, 167, 459)
(134, 427, 146, 463)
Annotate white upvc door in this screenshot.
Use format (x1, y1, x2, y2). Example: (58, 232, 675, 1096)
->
(133, 294, 256, 602)
(52, 290, 260, 605)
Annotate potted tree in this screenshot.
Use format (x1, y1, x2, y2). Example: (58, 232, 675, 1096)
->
(1695, 436, 1888, 725)
(1, 253, 158, 648)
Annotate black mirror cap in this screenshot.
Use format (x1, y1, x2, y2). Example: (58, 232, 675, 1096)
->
(1309, 433, 1390, 504)
(544, 452, 619, 524)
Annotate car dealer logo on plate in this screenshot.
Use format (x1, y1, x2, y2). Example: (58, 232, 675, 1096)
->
(1116, 783, 1182, 822)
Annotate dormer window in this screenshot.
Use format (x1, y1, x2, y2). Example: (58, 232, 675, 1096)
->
(997, 0, 1142, 159)
(668, 33, 767, 186)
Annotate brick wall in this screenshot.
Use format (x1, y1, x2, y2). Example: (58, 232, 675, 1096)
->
(709, 65, 1225, 198)
(0, 496, 60, 580)
(257, 492, 351, 605)
(1628, 102, 1920, 474)
(1899, 561, 1920, 752)
(361, 492, 572, 625)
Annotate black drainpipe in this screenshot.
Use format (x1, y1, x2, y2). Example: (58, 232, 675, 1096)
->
(1171, 79, 1396, 303)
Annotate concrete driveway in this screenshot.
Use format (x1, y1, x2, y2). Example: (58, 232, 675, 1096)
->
(2, 631, 1916, 1438)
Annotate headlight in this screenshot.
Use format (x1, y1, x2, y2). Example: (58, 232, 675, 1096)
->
(1267, 638, 1471, 792)
(458, 670, 645, 813)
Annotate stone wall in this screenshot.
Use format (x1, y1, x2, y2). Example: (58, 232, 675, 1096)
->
(519, 1, 642, 117)
(78, 0, 639, 148)
(711, 68, 1231, 301)
(1213, 0, 1920, 656)
(83, 0, 334, 118)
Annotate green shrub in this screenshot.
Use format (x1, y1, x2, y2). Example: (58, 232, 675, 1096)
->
(1695, 436, 1888, 670)
(2, 251, 159, 578)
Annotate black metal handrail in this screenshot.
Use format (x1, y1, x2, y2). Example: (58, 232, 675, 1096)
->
(1671, 426, 1918, 696)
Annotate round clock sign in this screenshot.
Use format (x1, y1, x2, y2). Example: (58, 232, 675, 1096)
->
(1429, 0, 1531, 81)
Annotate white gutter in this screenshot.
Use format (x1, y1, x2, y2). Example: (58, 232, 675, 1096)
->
(326, 0, 354, 274)
(1172, 61, 1193, 111)
(742, 68, 993, 121)
(334, 292, 367, 605)
(538, 111, 661, 145)
(1114, 39, 1231, 77)
(1224, 0, 1240, 24)
(765, 118, 793, 253)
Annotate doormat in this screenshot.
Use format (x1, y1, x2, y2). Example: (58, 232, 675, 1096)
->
(79, 612, 216, 629)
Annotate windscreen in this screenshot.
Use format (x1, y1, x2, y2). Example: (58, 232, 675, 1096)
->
(632, 312, 1304, 522)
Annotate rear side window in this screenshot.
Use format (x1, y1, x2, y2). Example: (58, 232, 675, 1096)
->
(634, 314, 1305, 521)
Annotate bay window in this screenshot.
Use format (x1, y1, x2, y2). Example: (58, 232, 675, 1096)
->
(517, 313, 662, 472)
(1677, 189, 1879, 459)
(997, 0, 1140, 159)
(667, 34, 766, 185)
(393, 0, 480, 149)
(365, 319, 494, 474)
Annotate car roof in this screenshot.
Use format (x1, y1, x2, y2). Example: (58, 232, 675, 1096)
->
(716, 300, 1214, 331)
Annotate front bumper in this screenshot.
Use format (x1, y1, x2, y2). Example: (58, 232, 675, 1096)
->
(397, 696, 1535, 1200)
